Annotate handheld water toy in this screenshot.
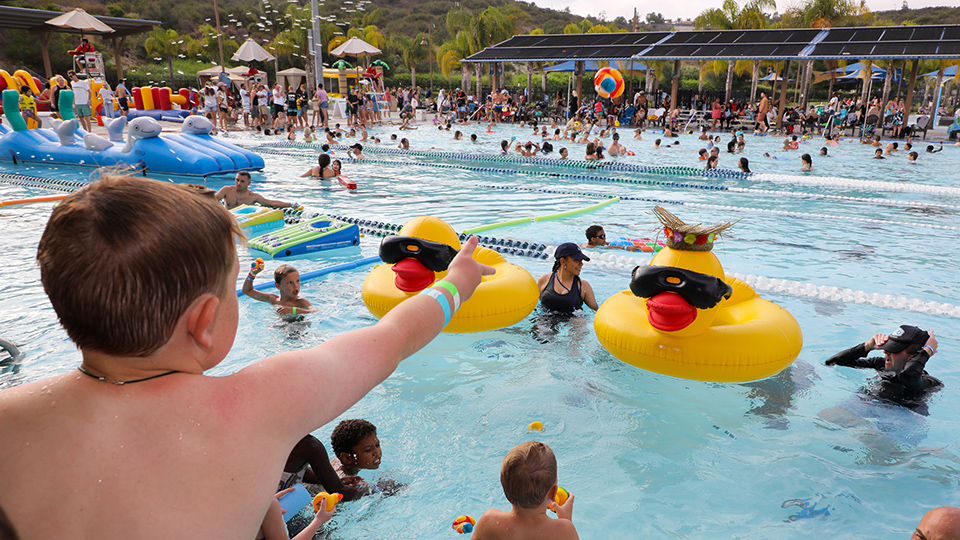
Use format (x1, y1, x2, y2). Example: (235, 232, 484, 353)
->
(312, 492, 343, 512)
(548, 487, 571, 513)
(452, 515, 476, 534)
(594, 206, 802, 382)
(337, 175, 357, 190)
(362, 216, 538, 333)
(231, 205, 286, 237)
(251, 258, 265, 272)
(527, 421, 544, 431)
(248, 215, 359, 259)
(594, 68, 624, 99)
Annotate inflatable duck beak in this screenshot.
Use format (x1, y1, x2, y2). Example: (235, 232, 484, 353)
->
(392, 258, 436, 292)
(646, 292, 698, 332)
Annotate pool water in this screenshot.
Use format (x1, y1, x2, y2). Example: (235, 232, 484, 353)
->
(2, 124, 960, 539)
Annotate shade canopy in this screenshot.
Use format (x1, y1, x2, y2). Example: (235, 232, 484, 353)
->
(922, 65, 959, 79)
(758, 73, 792, 82)
(45, 8, 114, 33)
(232, 38, 275, 62)
(330, 36, 381, 58)
(543, 59, 647, 74)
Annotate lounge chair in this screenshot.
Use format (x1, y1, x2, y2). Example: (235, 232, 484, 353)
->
(910, 115, 930, 139)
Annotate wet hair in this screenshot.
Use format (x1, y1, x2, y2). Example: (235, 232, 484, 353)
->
(585, 225, 603, 241)
(738, 157, 750, 173)
(500, 441, 557, 509)
(351, 143, 363, 152)
(274, 264, 298, 285)
(501, 140, 509, 150)
(318, 153, 331, 168)
(541, 142, 553, 154)
(909, 151, 919, 160)
(470, 134, 477, 141)
(654, 139, 661, 145)
(331, 419, 377, 457)
(819, 147, 828, 156)
(37, 175, 241, 356)
(801, 153, 812, 166)
(236, 171, 251, 180)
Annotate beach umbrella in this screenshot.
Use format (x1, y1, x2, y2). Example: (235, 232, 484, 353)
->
(330, 36, 381, 58)
(232, 38, 276, 62)
(46, 8, 114, 75)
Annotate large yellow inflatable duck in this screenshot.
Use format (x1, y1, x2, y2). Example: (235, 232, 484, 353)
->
(362, 216, 539, 333)
(595, 206, 802, 382)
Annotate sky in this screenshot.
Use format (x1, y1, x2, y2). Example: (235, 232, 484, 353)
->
(532, 0, 952, 23)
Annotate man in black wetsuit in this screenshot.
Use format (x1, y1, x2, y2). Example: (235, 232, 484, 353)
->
(825, 325, 941, 409)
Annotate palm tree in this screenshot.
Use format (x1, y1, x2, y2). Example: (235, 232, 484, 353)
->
(438, 31, 474, 92)
(144, 28, 185, 86)
(390, 33, 428, 88)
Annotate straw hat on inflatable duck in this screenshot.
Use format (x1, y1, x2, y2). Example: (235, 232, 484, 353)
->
(595, 206, 802, 382)
(362, 216, 539, 333)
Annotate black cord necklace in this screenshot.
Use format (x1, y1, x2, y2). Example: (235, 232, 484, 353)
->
(77, 365, 180, 386)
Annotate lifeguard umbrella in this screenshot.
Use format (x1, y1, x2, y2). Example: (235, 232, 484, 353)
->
(330, 36, 381, 66)
(46, 8, 114, 75)
(232, 38, 276, 62)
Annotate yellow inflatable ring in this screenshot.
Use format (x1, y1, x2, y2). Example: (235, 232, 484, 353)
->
(595, 247, 802, 382)
(362, 216, 539, 333)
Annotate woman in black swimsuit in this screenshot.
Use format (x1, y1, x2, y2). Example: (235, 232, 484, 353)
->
(537, 242, 599, 314)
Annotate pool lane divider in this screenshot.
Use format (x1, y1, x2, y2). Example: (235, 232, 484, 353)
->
(462, 197, 619, 234)
(248, 141, 960, 197)
(251, 146, 960, 213)
(469, 183, 960, 232)
(0, 172, 89, 192)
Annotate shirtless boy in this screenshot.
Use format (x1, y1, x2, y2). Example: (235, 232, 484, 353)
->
(0, 175, 492, 540)
(215, 171, 297, 210)
(470, 441, 578, 540)
(243, 261, 316, 316)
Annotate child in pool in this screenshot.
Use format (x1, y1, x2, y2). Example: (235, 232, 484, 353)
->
(243, 262, 317, 316)
(300, 153, 336, 178)
(330, 419, 401, 495)
(470, 441, 577, 540)
(0, 175, 491, 540)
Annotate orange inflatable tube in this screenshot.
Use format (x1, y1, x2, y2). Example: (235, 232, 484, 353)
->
(0, 194, 69, 207)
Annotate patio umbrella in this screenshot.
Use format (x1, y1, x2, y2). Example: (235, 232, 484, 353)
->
(46, 8, 114, 76)
(330, 36, 381, 59)
(331, 59, 352, 69)
(372, 59, 390, 69)
(232, 38, 276, 62)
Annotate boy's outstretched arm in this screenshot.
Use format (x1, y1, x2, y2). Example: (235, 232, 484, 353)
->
(241, 260, 279, 304)
(243, 236, 494, 438)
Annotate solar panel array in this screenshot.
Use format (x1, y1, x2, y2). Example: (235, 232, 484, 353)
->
(464, 25, 960, 63)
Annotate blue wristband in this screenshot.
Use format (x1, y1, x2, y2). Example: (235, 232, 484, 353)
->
(420, 288, 451, 326)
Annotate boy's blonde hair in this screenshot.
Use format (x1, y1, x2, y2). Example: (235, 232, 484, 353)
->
(37, 175, 241, 356)
(500, 441, 557, 509)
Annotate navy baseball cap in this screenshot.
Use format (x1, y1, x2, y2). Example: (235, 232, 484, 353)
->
(554, 242, 590, 261)
(880, 325, 928, 353)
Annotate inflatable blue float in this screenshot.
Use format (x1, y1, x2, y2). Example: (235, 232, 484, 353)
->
(0, 89, 263, 177)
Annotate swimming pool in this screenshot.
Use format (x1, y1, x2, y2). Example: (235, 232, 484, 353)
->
(2, 124, 959, 539)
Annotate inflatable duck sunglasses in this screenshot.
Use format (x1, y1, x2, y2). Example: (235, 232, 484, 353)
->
(630, 265, 732, 309)
(379, 236, 459, 271)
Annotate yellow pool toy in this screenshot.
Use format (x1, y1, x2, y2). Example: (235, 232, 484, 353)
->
(362, 216, 538, 333)
(230, 204, 285, 236)
(595, 207, 802, 382)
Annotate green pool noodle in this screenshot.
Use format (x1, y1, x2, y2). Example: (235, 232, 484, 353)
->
(2, 90, 28, 131)
(58, 89, 76, 120)
(533, 197, 619, 222)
